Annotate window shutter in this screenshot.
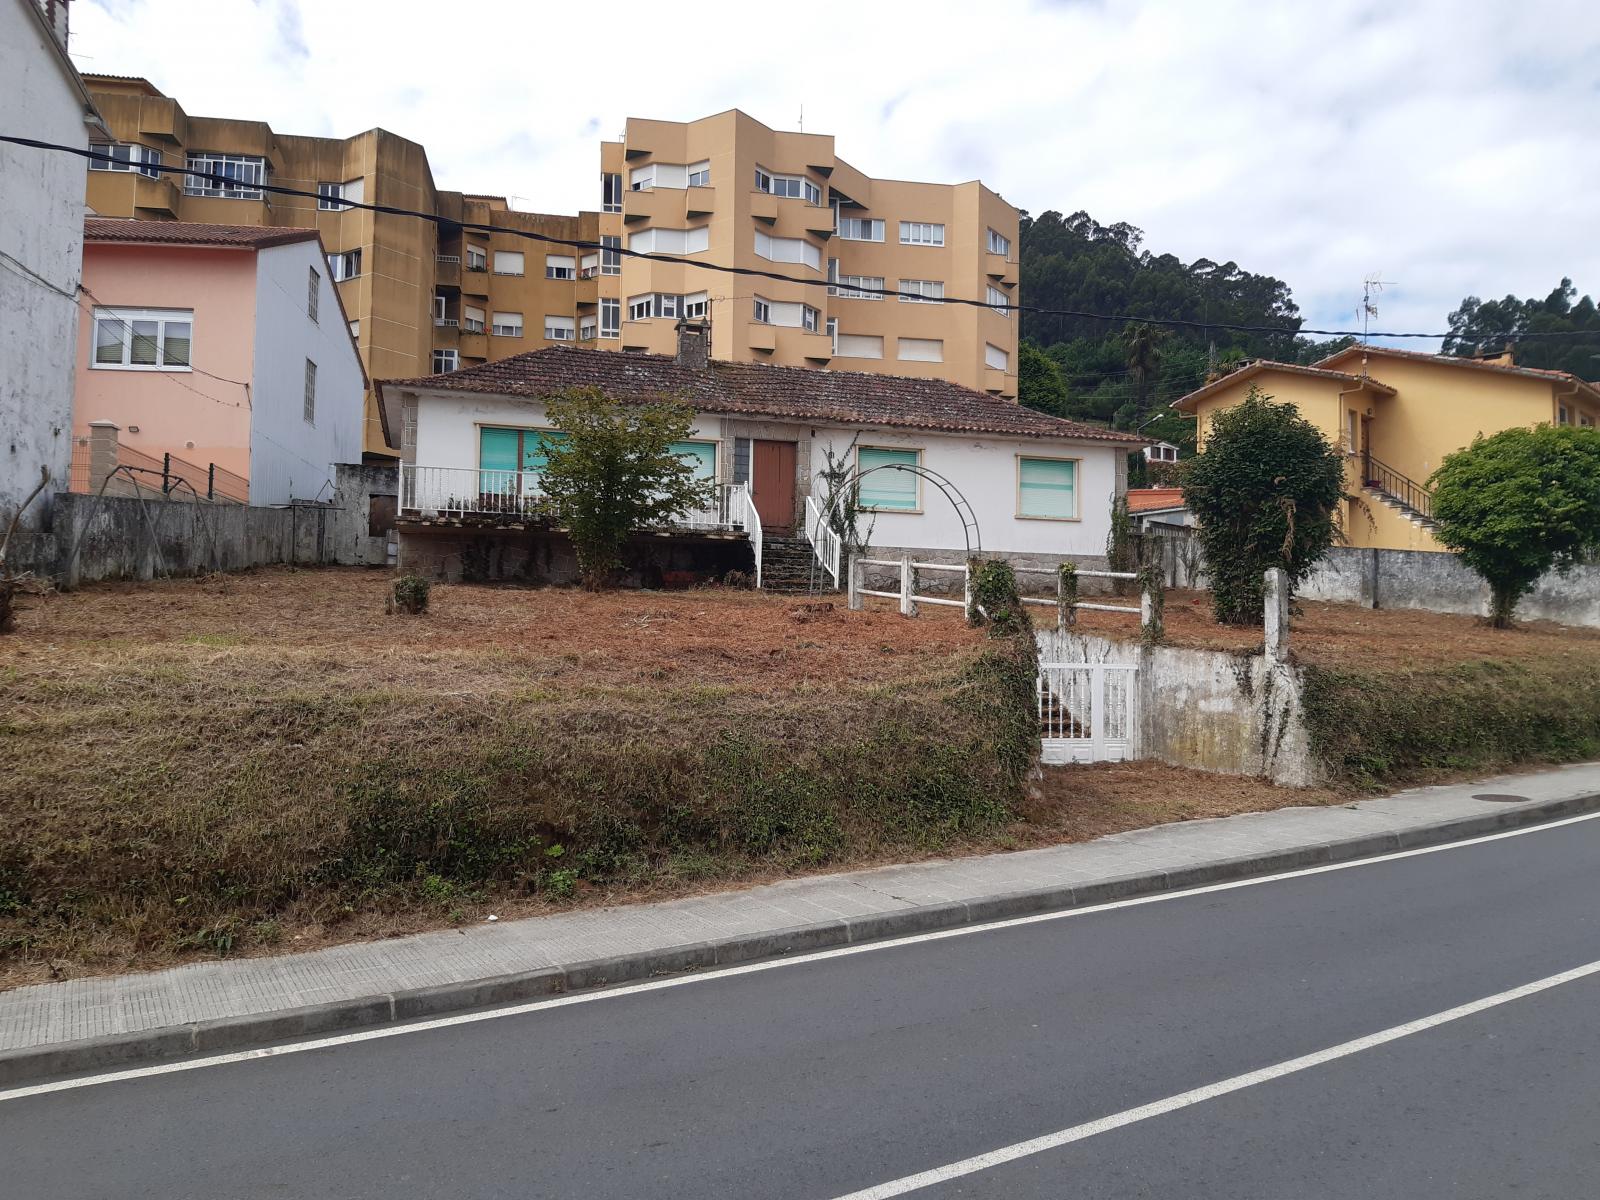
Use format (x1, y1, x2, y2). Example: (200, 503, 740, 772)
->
(858, 448, 920, 510)
(1018, 458, 1076, 519)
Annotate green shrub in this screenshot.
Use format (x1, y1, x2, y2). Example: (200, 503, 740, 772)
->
(391, 575, 431, 615)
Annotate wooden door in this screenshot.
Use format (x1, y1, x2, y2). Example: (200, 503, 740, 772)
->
(750, 440, 796, 531)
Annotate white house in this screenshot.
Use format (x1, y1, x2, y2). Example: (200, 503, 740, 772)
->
(0, 0, 105, 540)
(379, 324, 1144, 587)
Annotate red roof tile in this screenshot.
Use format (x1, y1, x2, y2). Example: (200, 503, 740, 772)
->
(83, 218, 322, 251)
(1126, 487, 1186, 514)
(1171, 361, 1396, 412)
(1315, 344, 1600, 404)
(379, 346, 1144, 444)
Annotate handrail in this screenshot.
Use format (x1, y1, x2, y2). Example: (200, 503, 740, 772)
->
(803, 493, 841, 587)
(1360, 450, 1434, 521)
(737, 482, 763, 589)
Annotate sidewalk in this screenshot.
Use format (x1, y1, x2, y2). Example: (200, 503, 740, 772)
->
(4, 761, 1599, 1085)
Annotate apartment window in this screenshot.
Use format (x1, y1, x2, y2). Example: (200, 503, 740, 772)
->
(628, 294, 653, 321)
(307, 268, 320, 322)
(303, 359, 317, 424)
(835, 274, 884, 301)
(91, 307, 192, 370)
(317, 182, 346, 211)
(602, 173, 623, 213)
(897, 337, 944, 362)
(857, 447, 921, 511)
(629, 227, 709, 255)
(898, 279, 945, 304)
(330, 249, 362, 281)
(432, 349, 459, 373)
(687, 161, 711, 187)
(579, 315, 598, 341)
(491, 311, 523, 337)
(629, 165, 655, 191)
(683, 292, 708, 320)
(545, 315, 576, 341)
(1018, 456, 1078, 520)
(985, 343, 1010, 371)
(835, 333, 883, 359)
(753, 297, 772, 324)
(899, 222, 945, 247)
(494, 250, 525, 276)
(987, 285, 1012, 315)
(600, 297, 620, 338)
(348, 320, 359, 339)
(580, 253, 599, 278)
(826, 317, 838, 355)
(802, 304, 820, 333)
(466, 244, 488, 272)
(987, 228, 1012, 256)
(670, 440, 718, 482)
(600, 235, 621, 275)
(754, 231, 822, 269)
(754, 167, 822, 205)
(184, 152, 266, 199)
(432, 294, 447, 321)
(89, 142, 161, 179)
(463, 305, 486, 333)
(836, 217, 884, 242)
(546, 255, 576, 280)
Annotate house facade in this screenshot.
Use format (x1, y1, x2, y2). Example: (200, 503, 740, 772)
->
(1172, 346, 1600, 552)
(379, 326, 1138, 587)
(0, 0, 104, 542)
(75, 219, 369, 505)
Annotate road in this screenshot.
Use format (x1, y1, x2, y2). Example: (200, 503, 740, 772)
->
(4, 814, 1600, 1198)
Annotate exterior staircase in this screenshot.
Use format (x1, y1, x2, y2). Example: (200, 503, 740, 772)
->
(1360, 453, 1439, 532)
(760, 535, 837, 594)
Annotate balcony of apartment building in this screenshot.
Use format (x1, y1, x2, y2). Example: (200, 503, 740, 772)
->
(985, 249, 1019, 286)
(434, 252, 461, 289)
(432, 293, 461, 350)
(622, 184, 715, 226)
(86, 163, 181, 219)
(747, 321, 834, 364)
(461, 242, 491, 298)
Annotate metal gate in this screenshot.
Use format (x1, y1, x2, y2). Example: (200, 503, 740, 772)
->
(1038, 662, 1139, 764)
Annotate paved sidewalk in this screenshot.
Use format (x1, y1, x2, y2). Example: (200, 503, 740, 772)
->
(4, 761, 1599, 1085)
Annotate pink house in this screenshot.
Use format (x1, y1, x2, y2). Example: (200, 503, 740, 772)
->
(74, 219, 371, 504)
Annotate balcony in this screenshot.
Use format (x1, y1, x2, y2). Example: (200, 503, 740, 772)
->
(983, 367, 1018, 396)
(459, 330, 488, 359)
(435, 255, 461, 287)
(623, 186, 691, 225)
(749, 191, 779, 223)
(574, 275, 599, 308)
(985, 253, 1019, 285)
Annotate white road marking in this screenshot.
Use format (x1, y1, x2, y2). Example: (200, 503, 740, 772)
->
(3, 806, 1598, 1103)
(824, 956, 1600, 1199)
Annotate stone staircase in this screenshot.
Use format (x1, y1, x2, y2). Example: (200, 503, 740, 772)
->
(760, 535, 836, 594)
(1362, 483, 1440, 532)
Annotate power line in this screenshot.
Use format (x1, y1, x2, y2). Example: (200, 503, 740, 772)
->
(5, 133, 1596, 344)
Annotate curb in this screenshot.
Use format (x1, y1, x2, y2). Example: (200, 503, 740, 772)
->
(4, 791, 1598, 1088)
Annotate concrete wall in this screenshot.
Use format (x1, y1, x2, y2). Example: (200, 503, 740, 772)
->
(1301, 545, 1600, 629)
(1, 0, 93, 541)
(397, 526, 753, 586)
(1038, 629, 1321, 788)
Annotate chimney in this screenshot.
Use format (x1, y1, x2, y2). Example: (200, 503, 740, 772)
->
(39, 0, 70, 52)
(674, 319, 710, 370)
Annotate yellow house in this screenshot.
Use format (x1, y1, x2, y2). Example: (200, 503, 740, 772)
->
(1172, 345, 1600, 551)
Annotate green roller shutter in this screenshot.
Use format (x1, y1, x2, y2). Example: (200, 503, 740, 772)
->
(858, 447, 920, 510)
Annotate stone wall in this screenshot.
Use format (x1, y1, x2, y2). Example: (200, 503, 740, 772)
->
(397, 525, 755, 587)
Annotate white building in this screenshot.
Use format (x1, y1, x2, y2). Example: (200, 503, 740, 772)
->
(0, 0, 105, 540)
(380, 325, 1144, 586)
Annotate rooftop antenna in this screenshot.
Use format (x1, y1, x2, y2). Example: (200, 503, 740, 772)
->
(1361, 274, 1395, 343)
(798, 103, 804, 133)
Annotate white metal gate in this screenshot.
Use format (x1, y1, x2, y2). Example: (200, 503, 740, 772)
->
(1038, 662, 1139, 764)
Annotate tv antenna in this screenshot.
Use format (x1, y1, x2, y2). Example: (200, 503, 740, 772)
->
(1361, 274, 1395, 342)
(798, 103, 804, 133)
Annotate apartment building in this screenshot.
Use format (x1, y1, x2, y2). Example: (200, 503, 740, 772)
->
(80, 79, 1022, 455)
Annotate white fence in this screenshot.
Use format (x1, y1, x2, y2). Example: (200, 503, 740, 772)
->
(1038, 661, 1139, 764)
(803, 493, 842, 588)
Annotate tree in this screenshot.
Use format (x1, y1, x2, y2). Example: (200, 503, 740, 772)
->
(1429, 425, 1600, 628)
(1017, 340, 1070, 417)
(1443, 278, 1600, 377)
(1182, 386, 1346, 625)
(540, 387, 715, 589)
(1120, 321, 1169, 427)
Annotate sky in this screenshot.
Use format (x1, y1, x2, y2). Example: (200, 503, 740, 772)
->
(68, 0, 1600, 348)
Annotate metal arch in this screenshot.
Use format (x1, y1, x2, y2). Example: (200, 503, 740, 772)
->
(809, 462, 983, 594)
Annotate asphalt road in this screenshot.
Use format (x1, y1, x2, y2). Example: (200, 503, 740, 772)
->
(4, 815, 1600, 1199)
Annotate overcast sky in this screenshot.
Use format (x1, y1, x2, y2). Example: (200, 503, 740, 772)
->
(70, 0, 1600, 347)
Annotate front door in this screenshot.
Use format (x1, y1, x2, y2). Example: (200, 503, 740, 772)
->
(750, 440, 796, 532)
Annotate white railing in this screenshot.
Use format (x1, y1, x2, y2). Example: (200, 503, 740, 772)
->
(1038, 662, 1138, 764)
(803, 493, 841, 587)
(737, 482, 763, 588)
(674, 482, 750, 532)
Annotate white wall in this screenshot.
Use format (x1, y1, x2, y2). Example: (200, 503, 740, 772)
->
(414, 393, 720, 470)
(249, 240, 365, 503)
(0, 0, 94, 534)
(809, 426, 1121, 558)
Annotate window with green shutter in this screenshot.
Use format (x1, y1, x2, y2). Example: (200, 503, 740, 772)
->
(1017, 456, 1077, 519)
(858, 447, 921, 511)
(670, 440, 717, 482)
(478, 426, 570, 481)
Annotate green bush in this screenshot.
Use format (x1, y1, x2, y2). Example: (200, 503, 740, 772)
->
(391, 575, 431, 615)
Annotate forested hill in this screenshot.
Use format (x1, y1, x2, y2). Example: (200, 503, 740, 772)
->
(1016, 210, 1349, 443)
(1444, 279, 1600, 378)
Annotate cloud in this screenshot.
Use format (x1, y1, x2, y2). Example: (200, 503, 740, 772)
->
(72, 0, 1600, 345)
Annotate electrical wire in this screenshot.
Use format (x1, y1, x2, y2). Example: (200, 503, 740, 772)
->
(7, 133, 1593, 345)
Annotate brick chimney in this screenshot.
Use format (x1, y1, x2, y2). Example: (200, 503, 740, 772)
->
(38, 0, 70, 52)
(675, 319, 711, 370)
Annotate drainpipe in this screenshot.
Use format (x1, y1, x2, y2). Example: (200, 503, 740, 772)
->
(1554, 380, 1581, 426)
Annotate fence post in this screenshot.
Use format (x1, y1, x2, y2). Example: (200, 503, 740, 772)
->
(899, 554, 917, 617)
(207, 462, 216, 501)
(847, 554, 862, 610)
(1264, 567, 1290, 662)
(87, 420, 120, 494)
(162, 452, 173, 496)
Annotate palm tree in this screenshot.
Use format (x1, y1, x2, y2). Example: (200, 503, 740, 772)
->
(1121, 322, 1169, 427)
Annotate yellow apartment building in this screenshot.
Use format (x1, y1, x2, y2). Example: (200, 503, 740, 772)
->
(79, 78, 1022, 458)
(1172, 345, 1600, 551)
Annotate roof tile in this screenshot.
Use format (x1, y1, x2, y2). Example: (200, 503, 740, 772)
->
(83, 218, 322, 251)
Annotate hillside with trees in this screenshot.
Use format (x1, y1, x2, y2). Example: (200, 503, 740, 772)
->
(1443, 279, 1600, 377)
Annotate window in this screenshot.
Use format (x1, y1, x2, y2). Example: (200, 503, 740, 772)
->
(89, 142, 161, 178)
(91, 307, 193, 370)
(858, 447, 920, 511)
(432, 349, 459, 373)
(898, 279, 945, 304)
(579, 316, 598, 341)
(801, 304, 820, 332)
(985, 343, 1009, 371)
(753, 297, 772, 324)
(835, 334, 883, 359)
(687, 161, 711, 187)
(628, 227, 709, 255)
(899, 221, 945, 246)
(463, 305, 486, 334)
(1017, 457, 1078, 520)
(307, 268, 320, 323)
(329, 249, 362, 281)
(1558, 405, 1570, 425)
(754, 167, 822, 204)
(600, 297, 620, 338)
(491, 311, 523, 337)
(836, 216, 885, 242)
(834, 274, 884, 300)
(545, 315, 576, 341)
(754, 231, 821, 269)
(348, 320, 359, 339)
(826, 316, 838, 355)
(303, 359, 317, 424)
(466, 244, 488, 272)
(602, 173, 623, 212)
(670, 440, 718, 482)
(629, 294, 656, 321)
(580, 252, 599, 278)
(184, 152, 266, 199)
(479, 426, 570, 484)
(1582, 414, 1596, 428)
(318, 182, 345, 211)
(432, 294, 448, 321)
(627, 293, 701, 321)
(600, 235, 621, 275)
(987, 285, 1012, 315)
(494, 250, 525, 276)
(897, 337, 944, 362)
(629, 165, 655, 191)
(987, 228, 1012, 257)
(545, 255, 576, 280)
(683, 292, 708, 320)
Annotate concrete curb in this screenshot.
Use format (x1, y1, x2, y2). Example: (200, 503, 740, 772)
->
(4, 791, 1598, 1089)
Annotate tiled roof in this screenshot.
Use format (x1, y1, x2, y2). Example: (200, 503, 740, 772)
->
(83, 218, 322, 251)
(1315, 344, 1600, 404)
(380, 347, 1145, 444)
(1126, 487, 1187, 513)
(1171, 360, 1397, 412)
